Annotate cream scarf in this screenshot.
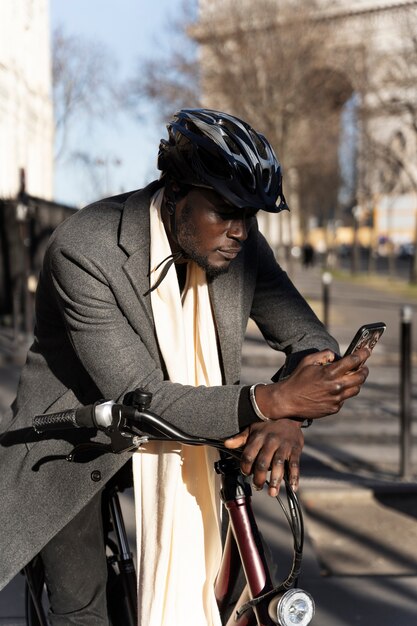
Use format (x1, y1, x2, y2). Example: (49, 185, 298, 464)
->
(132, 188, 223, 626)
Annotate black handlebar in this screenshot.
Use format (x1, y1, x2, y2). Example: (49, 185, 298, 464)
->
(33, 405, 97, 432)
(33, 398, 230, 453)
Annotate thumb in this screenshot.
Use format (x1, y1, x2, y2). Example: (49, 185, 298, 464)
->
(309, 349, 336, 366)
(224, 427, 249, 449)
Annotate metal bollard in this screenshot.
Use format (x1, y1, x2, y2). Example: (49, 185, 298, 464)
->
(400, 305, 413, 478)
(322, 272, 332, 330)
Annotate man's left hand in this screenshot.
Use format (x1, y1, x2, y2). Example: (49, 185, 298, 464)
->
(224, 419, 304, 497)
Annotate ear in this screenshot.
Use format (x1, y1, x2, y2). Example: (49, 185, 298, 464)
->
(163, 187, 176, 216)
(166, 198, 176, 216)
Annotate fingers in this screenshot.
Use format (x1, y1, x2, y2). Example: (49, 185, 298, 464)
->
(269, 453, 301, 497)
(309, 353, 369, 404)
(329, 365, 369, 404)
(331, 347, 371, 374)
(239, 421, 304, 496)
(303, 349, 337, 367)
(272, 348, 370, 421)
(268, 456, 285, 496)
(240, 436, 264, 479)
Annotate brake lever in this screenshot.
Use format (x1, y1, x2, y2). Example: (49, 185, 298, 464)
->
(66, 442, 113, 462)
(66, 404, 149, 461)
(108, 427, 149, 453)
(104, 405, 149, 453)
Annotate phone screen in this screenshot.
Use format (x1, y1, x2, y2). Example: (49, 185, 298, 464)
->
(343, 323, 386, 357)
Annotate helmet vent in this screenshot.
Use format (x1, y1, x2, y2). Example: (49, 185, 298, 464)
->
(236, 162, 256, 191)
(261, 168, 272, 189)
(249, 129, 267, 159)
(219, 118, 238, 134)
(224, 135, 241, 156)
(196, 146, 232, 180)
(184, 120, 203, 137)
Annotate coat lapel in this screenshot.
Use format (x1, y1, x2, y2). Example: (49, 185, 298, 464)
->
(119, 182, 162, 326)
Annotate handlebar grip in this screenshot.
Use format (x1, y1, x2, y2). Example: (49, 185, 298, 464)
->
(33, 405, 95, 433)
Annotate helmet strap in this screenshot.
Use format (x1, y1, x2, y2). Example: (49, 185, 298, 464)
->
(164, 194, 178, 241)
(163, 179, 194, 252)
(164, 178, 189, 242)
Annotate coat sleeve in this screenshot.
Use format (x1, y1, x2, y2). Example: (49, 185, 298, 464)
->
(46, 244, 243, 439)
(249, 230, 340, 358)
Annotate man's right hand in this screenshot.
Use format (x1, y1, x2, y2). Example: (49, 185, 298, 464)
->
(255, 346, 370, 421)
(225, 418, 304, 496)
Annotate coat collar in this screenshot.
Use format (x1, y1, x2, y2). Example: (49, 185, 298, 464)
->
(119, 180, 163, 256)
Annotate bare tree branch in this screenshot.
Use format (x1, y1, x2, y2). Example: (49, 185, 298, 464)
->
(52, 26, 120, 162)
(193, 0, 347, 236)
(124, 0, 200, 121)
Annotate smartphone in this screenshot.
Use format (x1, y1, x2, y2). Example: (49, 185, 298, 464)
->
(343, 322, 386, 356)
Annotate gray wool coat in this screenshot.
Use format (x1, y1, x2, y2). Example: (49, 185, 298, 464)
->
(0, 181, 338, 590)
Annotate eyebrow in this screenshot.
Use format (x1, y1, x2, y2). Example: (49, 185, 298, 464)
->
(216, 204, 237, 212)
(215, 206, 258, 219)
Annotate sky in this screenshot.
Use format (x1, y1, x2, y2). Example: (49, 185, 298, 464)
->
(50, 0, 187, 207)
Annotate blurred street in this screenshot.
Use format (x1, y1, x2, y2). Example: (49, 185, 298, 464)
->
(246, 263, 417, 626)
(1, 263, 417, 625)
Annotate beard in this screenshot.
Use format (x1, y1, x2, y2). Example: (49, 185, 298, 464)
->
(184, 250, 229, 279)
(176, 205, 229, 279)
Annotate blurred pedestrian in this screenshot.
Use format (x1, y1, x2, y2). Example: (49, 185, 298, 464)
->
(302, 241, 315, 268)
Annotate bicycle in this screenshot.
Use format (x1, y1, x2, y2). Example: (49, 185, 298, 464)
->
(25, 388, 315, 626)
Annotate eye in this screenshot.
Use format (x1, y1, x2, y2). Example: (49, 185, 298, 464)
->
(214, 207, 240, 220)
(218, 211, 237, 220)
(214, 206, 258, 221)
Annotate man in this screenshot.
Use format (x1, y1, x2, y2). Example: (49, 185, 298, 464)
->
(0, 109, 369, 625)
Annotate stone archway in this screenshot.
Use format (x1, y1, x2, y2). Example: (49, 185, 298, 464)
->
(195, 0, 417, 254)
(293, 67, 355, 240)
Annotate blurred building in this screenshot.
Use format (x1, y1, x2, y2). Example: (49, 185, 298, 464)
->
(0, 0, 53, 198)
(0, 0, 75, 332)
(194, 0, 417, 257)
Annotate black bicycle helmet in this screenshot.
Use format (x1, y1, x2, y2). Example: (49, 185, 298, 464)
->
(157, 108, 288, 213)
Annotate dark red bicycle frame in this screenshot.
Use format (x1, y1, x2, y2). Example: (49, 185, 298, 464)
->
(215, 455, 276, 626)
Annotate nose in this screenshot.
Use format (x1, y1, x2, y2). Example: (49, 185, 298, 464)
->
(227, 218, 249, 242)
